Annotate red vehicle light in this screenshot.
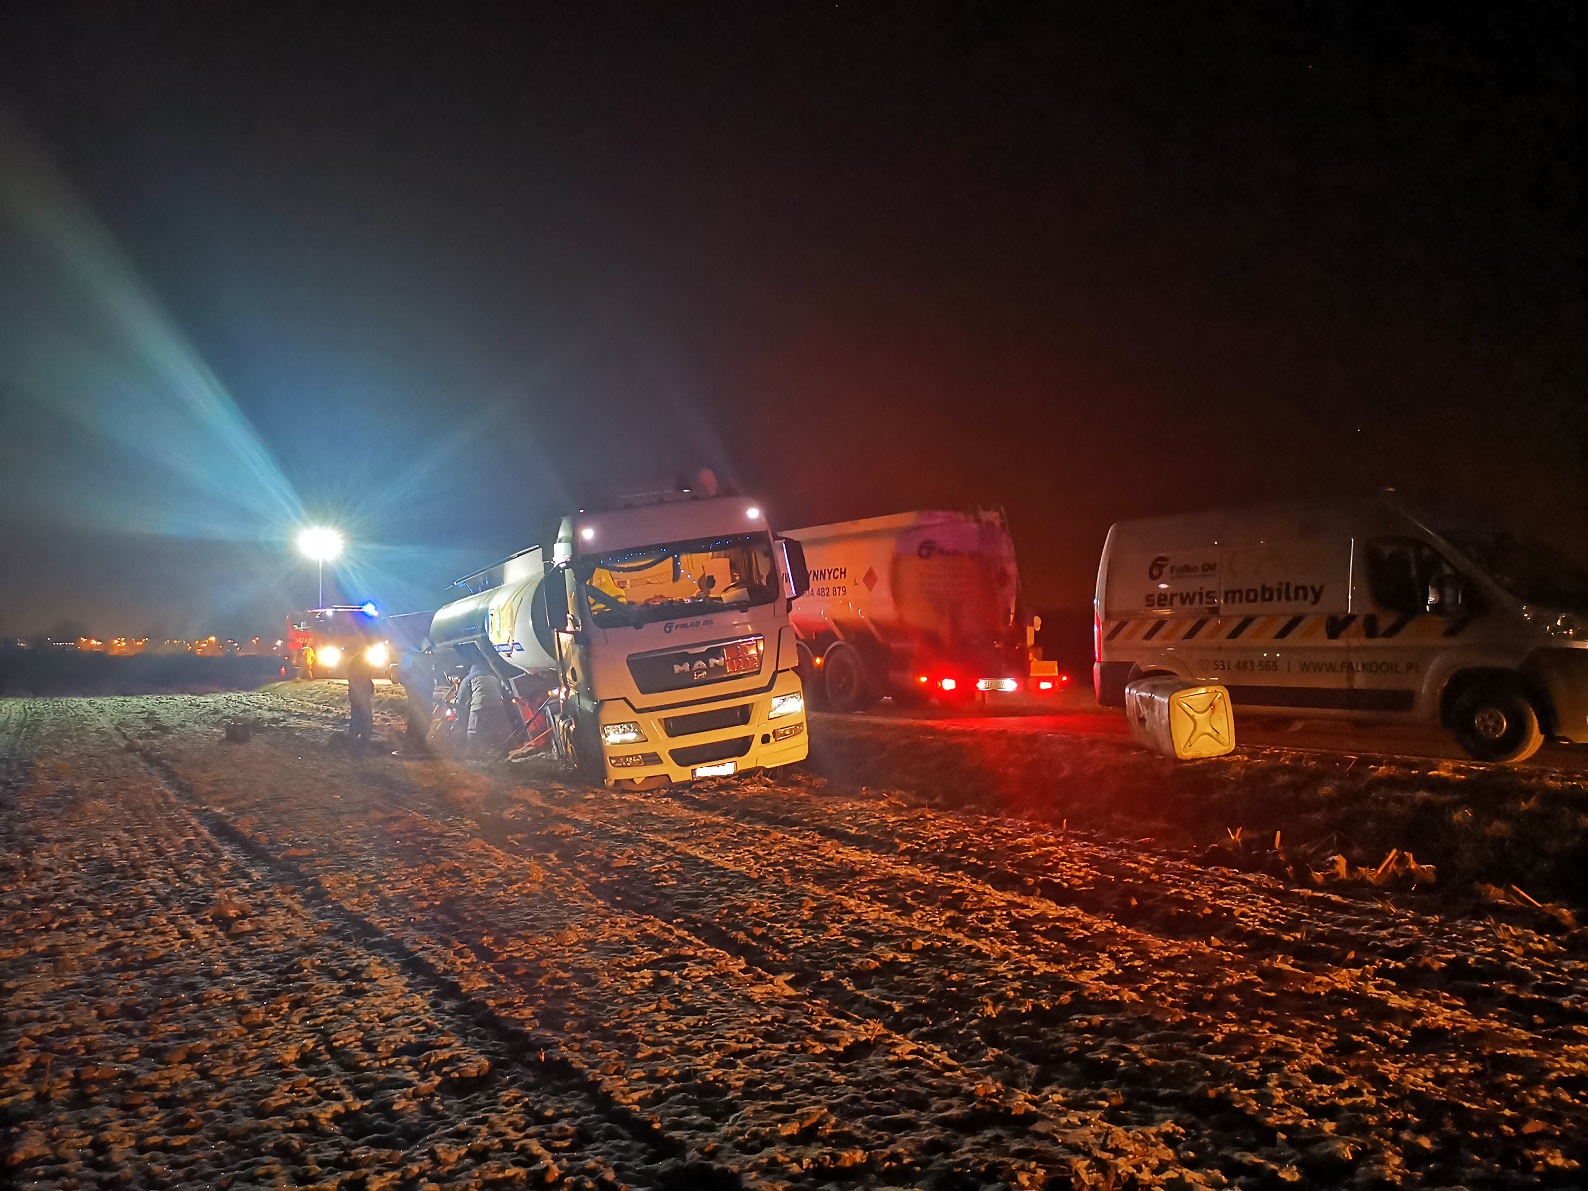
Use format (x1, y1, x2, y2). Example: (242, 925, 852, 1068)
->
(939, 677, 957, 691)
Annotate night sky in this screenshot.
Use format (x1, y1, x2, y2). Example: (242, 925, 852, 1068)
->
(0, 3, 1581, 641)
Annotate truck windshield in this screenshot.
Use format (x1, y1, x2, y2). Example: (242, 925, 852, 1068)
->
(1443, 530, 1588, 614)
(576, 532, 779, 628)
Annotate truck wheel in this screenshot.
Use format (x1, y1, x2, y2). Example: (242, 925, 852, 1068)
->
(796, 643, 824, 709)
(1451, 682, 1545, 763)
(822, 645, 873, 713)
(569, 714, 606, 784)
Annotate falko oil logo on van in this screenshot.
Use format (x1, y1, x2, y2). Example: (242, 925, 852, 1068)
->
(1141, 554, 1223, 610)
(1136, 550, 1338, 613)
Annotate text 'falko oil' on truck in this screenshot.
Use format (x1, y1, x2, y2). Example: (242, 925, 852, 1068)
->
(430, 489, 814, 786)
(784, 509, 1032, 710)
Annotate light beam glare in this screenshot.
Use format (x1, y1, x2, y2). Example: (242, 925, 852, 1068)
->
(0, 113, 305, 541)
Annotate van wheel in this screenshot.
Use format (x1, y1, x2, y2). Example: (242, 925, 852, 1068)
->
(1451, 682, 1544, 763)
(822, 645, 873, 713)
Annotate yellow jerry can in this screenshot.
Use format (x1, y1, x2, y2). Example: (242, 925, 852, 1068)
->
(1125, 675, 1236, 759)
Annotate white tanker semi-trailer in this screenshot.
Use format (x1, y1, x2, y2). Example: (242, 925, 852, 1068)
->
(432, 492, 813, 787)
(784, 509, 1032, 711)
(428, 546, 561, 738)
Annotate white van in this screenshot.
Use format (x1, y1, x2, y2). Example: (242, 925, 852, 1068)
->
(1094, 498, 1588, 762)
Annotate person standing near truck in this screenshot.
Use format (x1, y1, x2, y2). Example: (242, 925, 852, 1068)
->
(458, 657, 508, 755)
(397, 647, 440, 753)
(346, 647, 375, 749)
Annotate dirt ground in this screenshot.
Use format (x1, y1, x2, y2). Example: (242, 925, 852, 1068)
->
(2, 685, 1586, 1189)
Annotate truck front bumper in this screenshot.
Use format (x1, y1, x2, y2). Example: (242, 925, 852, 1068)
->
(597, 669, 809, 786)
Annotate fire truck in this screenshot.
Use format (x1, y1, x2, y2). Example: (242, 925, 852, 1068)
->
(285, 605, 394, 679)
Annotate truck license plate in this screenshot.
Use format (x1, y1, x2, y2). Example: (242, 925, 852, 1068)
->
(693, 762, 737, 778)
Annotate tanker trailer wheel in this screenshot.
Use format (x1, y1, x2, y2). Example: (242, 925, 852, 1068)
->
(822, 644, 874, 713)
(1451, 680, 1544, 763)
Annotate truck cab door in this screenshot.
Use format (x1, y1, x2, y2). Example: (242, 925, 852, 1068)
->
(550, 566, 597, 758)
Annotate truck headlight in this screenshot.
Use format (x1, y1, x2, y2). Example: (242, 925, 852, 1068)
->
(364, 642, 389, 667)
(318, 645, 342, 667)
(602, 722, 647, 745)
(768, 692, 804, 720)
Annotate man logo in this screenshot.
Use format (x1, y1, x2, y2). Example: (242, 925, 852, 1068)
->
(1148, 555, 1169, 581)
(673, 655, 725, 681)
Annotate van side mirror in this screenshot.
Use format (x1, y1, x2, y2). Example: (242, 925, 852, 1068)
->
(777, 537, 810, 599)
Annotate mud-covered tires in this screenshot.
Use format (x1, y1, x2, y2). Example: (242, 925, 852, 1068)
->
(1451, 681, 1545, 764)
(822, 645, 874, 713)
(567, 713, 607, 785)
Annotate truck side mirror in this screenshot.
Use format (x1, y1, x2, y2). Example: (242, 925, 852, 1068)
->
(777, 537, 810, 599)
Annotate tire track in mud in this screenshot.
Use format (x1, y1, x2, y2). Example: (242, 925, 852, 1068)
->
(141, 727, 1133, 1189)
(0, 699, 657, 1188)
(90, 691, 1588, 1187)
(666, 782, 1588, 1028)
(472, 778, 1587, 1187)
(109, 715, 727, 1190)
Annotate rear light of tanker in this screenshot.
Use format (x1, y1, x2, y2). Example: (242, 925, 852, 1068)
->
(939, 677, 957, 692)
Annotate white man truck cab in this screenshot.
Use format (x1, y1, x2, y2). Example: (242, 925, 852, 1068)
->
(549, 493, 812, 786)
(1095, 498, 1588, 762)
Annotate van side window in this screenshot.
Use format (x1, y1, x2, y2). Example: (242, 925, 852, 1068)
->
(1363, 537, 1466, 616)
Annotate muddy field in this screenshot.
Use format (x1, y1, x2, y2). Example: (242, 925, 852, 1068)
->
(3, 686, 1586, 1189)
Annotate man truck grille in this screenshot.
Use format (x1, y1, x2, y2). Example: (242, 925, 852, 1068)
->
(627, 636, 764, 694)
(669, 737, 753, 767)
(662, 705, 753, 738)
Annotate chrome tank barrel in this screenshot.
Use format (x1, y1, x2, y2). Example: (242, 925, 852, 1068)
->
(429, 572, 558, 675)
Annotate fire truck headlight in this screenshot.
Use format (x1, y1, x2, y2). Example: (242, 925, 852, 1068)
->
(364, 642, 389, 667)
(768, 692, 804, 720)
(601, 722, 647, 746)
(318, 645, 342, 667)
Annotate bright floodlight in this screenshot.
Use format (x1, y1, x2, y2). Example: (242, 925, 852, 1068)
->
(296, 526, 344, 561)
(297, 525, 345, 608)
